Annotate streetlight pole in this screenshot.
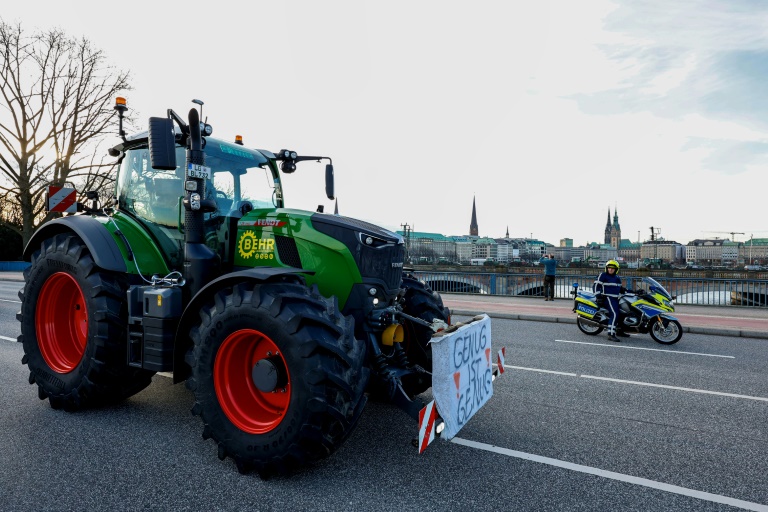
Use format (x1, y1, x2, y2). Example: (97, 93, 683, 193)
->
(400, 223, 411, 264)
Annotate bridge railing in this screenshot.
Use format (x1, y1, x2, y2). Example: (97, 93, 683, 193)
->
(412, 271, 768, 308)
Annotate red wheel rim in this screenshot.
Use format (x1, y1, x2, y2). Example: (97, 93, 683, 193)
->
(214, 329, 291, 434)
(35, 272, 88, 374)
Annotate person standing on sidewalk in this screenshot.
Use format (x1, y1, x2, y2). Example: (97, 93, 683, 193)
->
(539, 254, 557, 301)
(594, 259, 627, 342)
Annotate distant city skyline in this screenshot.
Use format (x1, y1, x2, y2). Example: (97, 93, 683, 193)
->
(405, 197, 766, 248)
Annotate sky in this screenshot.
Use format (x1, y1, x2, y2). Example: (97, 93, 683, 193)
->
(3, 0, 768, 246)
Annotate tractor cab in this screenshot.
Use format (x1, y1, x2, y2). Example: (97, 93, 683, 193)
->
(114, 138, 281, 269)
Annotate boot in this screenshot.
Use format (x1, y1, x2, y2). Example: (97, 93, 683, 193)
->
(616, 330, 630, 337)
(607, 332, 620, 342)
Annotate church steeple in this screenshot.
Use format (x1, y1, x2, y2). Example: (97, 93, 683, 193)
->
(608, 206, 621, 248)
(604, 208, 612, 244)
(469, 196, 479, 236)
(506, 226, 509, 238)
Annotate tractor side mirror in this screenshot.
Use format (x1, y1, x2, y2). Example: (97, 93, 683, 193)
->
(325, 163, 335, 200)
(148, 117, 177, 170)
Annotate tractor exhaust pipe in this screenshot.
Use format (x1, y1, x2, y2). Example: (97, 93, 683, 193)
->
(184, 108, 205, 244)
(147, 104, 219, 298)
(182, 108, 219, 298)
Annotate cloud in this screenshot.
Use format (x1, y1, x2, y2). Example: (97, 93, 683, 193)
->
(684, 138, 768, 174)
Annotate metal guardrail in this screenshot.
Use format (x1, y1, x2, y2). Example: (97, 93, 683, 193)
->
(0, 261, 30, 271)
(413, 271, 768, 308)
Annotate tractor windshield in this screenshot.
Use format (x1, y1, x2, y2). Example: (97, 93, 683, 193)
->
(116, 139, 280, 229)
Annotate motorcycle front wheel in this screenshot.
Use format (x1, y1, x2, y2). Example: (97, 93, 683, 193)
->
(650, 318, 683, 345)
(577, 317, 604, 335)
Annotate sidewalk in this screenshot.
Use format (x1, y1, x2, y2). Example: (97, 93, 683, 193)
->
(441, 293, 768, 340)
(0, 272, 24, 282)
(3, 272, 766, 339)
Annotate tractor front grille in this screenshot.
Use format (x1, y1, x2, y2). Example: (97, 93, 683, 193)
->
(311, 212, 405, 295)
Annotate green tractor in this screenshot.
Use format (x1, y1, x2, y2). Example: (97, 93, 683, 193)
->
(18, 98, 450, 476)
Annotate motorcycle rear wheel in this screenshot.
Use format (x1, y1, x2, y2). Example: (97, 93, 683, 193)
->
(577, 317, 604, 335)
(650, 318, 682, 345)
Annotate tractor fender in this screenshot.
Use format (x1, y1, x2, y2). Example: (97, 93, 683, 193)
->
(22, 216, 127, 272)
(172, 267, 311, 383)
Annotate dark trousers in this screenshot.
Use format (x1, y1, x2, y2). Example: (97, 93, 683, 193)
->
(605, 296, 620, 334)
(543, 275, 555, 299)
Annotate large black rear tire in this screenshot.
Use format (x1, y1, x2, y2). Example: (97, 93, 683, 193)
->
(18, 234, 154, 410)
(186, 280, 368, 477)
(399, 275, 450, 396)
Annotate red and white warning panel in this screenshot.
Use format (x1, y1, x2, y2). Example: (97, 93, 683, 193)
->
(47, 186, 77, 213)
(496, 347, 506, 375)
(418, 400, 437, 454)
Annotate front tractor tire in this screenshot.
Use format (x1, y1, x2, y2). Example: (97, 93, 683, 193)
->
(399, 275, 450, 396)
(18, 234, 154, 410)
(186, 281, 368, 477)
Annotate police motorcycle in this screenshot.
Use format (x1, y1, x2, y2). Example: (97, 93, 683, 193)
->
(571, 276, 683, 345)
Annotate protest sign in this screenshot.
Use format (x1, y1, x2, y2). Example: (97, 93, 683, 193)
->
(429, 314, 493, 439)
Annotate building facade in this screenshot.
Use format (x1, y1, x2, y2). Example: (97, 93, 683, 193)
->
(740, 238, 768, 265)
(642, 240, 683, 263)
(617, 240, 641, 263)
(685, 239, 726, 265)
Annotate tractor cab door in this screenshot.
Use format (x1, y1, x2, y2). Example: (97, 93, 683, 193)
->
(117, 146, 186, 268)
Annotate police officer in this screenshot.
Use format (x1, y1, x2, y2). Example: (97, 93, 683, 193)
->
(594, 260, 628, 342)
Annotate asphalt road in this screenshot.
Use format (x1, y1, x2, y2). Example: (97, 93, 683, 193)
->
(1, 280, 766, 511)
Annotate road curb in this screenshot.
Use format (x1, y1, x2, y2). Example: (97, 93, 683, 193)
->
(451, 309, 767, 340)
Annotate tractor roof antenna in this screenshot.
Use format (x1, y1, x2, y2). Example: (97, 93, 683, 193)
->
(192, 99, 204, 121)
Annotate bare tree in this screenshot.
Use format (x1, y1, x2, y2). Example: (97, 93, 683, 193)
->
(0, 20, 131, 246)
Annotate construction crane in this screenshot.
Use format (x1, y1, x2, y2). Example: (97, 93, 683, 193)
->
(705, 231, 745, 242)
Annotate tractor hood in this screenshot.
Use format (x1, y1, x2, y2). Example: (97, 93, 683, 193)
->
(310, 212, 405, 295)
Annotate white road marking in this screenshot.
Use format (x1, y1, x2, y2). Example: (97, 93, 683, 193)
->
(504, 364, 768, 402)
(505, 365, 577, 377)
(555, 339, 734, 359)
(0, 335, 16, 342)
(581, 375, 768, 402)
(451, 437, 768, 511)
(0, 298, 21, 304)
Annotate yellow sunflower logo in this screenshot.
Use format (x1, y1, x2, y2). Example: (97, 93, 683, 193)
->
(238, 231, 258, 259)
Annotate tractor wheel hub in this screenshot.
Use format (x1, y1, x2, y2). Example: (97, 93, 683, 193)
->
(251, 357, 286, 393)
